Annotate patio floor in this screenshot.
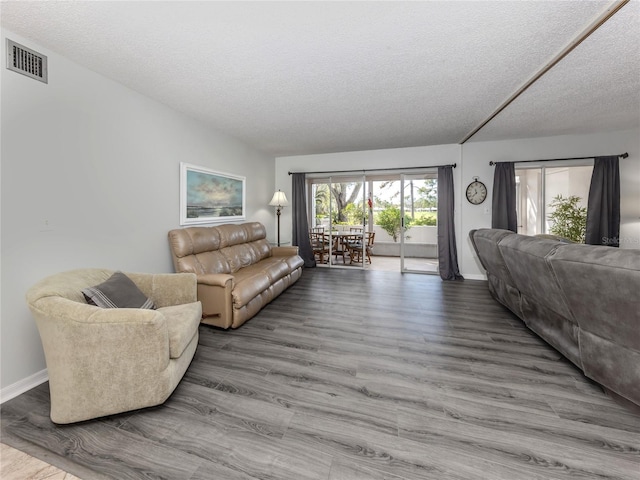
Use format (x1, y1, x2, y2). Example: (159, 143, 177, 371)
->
(317, 255, 438, 273)
(369, 255, 438, 273)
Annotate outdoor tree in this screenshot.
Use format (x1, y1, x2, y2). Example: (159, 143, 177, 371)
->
(374, 181, 400, 209)
(343, 202, 365, 225)
(330, 183, 362, 223)
(415, 179, 437, 209)
(376, 205, 411, 242)
(314, 184, 330, 224)
(314, 183, 364, 225)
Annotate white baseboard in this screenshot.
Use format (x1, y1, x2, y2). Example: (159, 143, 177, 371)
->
(463, 273, 487, 281)
(0, 369, 48, 404)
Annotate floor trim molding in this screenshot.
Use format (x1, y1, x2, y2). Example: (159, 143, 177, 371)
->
(462, 273, 486, 280)
(0, 369, 48, 404)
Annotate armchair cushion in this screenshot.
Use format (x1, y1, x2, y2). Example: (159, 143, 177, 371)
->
(82, 271, 155, 309)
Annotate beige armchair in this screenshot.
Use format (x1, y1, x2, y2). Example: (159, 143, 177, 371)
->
(26, 268, 201, 424)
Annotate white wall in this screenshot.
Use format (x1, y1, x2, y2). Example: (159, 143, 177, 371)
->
(277, 129, 639, 278)
(461, 128, 640, 276)
(0, 30, 275, 395)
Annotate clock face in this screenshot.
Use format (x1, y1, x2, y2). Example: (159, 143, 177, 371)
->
(466, 180, 487, 205)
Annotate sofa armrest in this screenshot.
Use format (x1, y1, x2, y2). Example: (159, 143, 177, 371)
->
(197, 273, 234, 287)
(196, 274, 234, 328)
(272, 246, 299, 256)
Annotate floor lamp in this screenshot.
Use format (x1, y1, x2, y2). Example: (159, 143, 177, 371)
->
(269, 190, 289, 246)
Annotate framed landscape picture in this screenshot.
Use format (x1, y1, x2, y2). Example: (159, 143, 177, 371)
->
(180, 163, 246, 225)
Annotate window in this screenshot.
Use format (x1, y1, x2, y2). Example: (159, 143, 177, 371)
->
(515, 164, 593, 236)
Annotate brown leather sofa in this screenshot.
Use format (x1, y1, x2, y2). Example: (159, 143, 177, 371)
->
(168, 222, 304, 329)
(470, 228, 640, 408)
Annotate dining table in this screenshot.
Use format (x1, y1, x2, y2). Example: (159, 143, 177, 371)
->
(325, 231, 364, 263)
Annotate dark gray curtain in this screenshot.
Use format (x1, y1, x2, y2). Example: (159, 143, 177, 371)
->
(291, 173, 316, 267)
(586, 156, 620, 247)
(437, 166, 463, 281)
(491, 162, 517, 232)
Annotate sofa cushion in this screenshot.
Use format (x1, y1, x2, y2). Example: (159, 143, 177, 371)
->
(222, 244, 257, 273)
(195, 251, 231, 274)
(231, 269, 272, 308)
(169, 226, 222, 256)
(221, 240, 272, 273)
(285, 255, 305, 271)
(82, 272, 156, 309)
(263, 259, 291, 283)
(157, 302, 202, 359)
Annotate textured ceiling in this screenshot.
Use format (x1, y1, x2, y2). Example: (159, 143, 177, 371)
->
(1, 1, 638, 157)
(471, 0, 640, 142)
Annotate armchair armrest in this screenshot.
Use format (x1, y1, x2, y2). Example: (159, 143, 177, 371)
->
(33, 303, 171, 423)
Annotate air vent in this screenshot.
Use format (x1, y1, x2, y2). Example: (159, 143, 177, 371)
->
(6, 39, 48, 83)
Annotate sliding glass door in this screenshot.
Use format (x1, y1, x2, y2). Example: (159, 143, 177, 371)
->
(308, 169, 438, 273)
(309, 175, 366, 269)
(515, 164, 593, 237)
(400, 172, 438, 274)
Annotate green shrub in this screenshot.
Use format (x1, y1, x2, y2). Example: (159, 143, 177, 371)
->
(547, 195, 587, 243)
(410, 215, 437, 226)
(375, 206, 411, 242)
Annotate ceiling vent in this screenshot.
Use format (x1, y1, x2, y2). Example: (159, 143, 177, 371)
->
(6, 39, 48, 84)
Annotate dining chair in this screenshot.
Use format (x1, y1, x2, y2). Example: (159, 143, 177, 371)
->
(348, 231, 375, 264)
(331, 233, 348, 263)
(310, 231, 329, 263)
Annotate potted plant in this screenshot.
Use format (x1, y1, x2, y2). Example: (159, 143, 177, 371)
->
(547, 195, 587, 243)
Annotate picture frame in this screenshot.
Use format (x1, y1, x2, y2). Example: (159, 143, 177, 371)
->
(180, 162, 246, 225)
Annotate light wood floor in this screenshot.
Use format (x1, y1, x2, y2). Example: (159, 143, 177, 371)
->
(0, 442, 80, 479)
(2, 268, 639, 479)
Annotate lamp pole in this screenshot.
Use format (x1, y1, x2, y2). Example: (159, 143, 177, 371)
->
(276, 206, 282, 246)
(269, 190, 289, 247)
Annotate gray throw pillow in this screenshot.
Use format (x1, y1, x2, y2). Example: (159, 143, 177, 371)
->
(82, 271, 156, 309)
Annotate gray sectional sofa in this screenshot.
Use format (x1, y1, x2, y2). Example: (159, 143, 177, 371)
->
(470, 228, 640, 408)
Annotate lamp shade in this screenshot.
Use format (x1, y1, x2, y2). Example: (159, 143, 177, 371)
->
(269, 190, 289, 207)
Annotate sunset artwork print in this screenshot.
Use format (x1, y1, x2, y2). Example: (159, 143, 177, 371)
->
(180, 163, 246, 225)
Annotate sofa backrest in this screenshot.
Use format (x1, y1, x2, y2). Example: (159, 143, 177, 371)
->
(497, 233, 574, 321)
(27, 268, 115, 306)
(469, 229, 516, 286)
(548, 244, 640, 349)
(168, 222, 271, 275)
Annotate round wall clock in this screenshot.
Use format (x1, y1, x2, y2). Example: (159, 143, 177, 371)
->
(466, 177, 487, 205)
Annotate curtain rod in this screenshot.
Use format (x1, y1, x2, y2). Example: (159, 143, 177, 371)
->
(288, 163, 456, 175)
(489, 152, 628, 166)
